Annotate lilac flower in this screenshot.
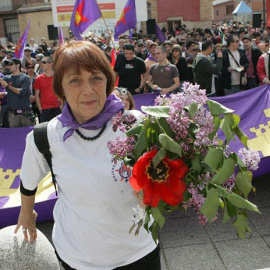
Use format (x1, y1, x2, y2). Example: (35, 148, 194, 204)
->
(238, 148, 260, 171)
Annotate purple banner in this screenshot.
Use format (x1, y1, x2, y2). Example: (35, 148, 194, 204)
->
(1, 86, 269, 227)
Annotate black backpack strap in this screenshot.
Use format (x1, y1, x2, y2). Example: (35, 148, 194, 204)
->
(33, 122, 58, 196)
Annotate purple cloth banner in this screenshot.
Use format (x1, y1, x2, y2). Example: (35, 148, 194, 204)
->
(114, 0, 137, 40)
(1, 86, 269, 227)
(59, 26, 64, 45)
(0, 127, 56, 227)
(133, 86, 270, 178)
(70, 0, 101, 38)
(13, 20, 30, 59)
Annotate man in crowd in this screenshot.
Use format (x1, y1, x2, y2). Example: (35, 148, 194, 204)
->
(114, 44, 147, 95)
(144, 42, 158, 92)
(116, 39, 125, 56)
(146, 46, 180, 94)
(257, 46, 270, 85)
(33, 56, 61, 122)
(29, 38, 39, 52)
(221, 34, 249, 95)
(242, 35, 262, 89)
(0, 58, 34, 127)
(193, 40, 223, 96)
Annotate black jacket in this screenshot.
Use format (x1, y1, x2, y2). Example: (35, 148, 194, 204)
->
(247, 47, 262, 84)
(221, 49, 249, 89)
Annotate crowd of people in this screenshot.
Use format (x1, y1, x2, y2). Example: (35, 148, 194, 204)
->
(1, 21, 270, 129)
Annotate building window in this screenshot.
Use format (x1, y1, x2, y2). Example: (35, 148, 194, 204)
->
(4, 18, 20, 44)
(226, 5, 234, 15)
(216, 9, 219, 16)
(147, 2, 152, 19)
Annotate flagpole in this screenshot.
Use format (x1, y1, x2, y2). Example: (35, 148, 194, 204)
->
(94, 0, 116, 50)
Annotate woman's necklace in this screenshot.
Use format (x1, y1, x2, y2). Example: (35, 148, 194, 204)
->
(75, 124, 107, 141)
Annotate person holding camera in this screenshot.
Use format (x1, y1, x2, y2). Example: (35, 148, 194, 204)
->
(0, 58, 34, 127)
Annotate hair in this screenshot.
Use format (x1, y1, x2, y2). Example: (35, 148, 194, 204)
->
(186, 40, 197, 50)
(172, 44, 182, 54)
(43, 56, 53, 63)
(35, 53, 44, 61)
(204, 28, 212, 36)
(123, 43, 135, 51)
(202, 40, 213, 51)
(104, 46, 112, 53)
(213, 43, 222, 52)
(227, 34, 238, 47)
(113, 87, 135, 110)
(25, 60, 35, 68)
(53, 41, 115, 100)
(156, 46, 167, 54)
(242, 34, 252, 42)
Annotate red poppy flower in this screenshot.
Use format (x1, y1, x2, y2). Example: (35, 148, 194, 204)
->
(129, 150, 189, 207)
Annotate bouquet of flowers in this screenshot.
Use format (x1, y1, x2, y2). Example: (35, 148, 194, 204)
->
(108, 83, 261, 242)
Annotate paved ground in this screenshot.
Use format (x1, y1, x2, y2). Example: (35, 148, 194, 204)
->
(36, 173, 270, 270)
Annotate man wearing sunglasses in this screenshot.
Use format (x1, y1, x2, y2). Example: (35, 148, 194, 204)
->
(221, 34, 249, 95)
(33, 56, 61, 122)
(0, 58, 34, 127)
(21, 47, 36, 72)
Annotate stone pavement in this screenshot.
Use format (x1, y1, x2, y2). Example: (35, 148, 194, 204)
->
(35, 173, 270, 270)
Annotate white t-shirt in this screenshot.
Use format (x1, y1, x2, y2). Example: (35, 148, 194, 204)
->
(20, 117, 156, 270)
(228, 50, 241, 86)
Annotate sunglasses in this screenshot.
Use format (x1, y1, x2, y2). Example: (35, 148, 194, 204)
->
(27, 66, 35, 69)
(41, 61, 50, 64)
(36, 59, 41, 61)
(234, 40, 240, 43)
(8, 63, 15, 66)
(24, 50, 31, 52)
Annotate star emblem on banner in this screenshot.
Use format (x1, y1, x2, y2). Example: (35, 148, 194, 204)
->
(75, 0, 89, 26)
(115, 6, 132, 27)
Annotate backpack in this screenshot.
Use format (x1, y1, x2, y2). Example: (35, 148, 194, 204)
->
(33, 122, 57, 195)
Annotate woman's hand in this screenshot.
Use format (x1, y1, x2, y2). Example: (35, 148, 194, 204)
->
(133, 191, 146, 209)
(14, 210, 38, 243)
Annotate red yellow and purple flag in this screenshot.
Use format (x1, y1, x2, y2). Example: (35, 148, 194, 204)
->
(114, 0, 137, 40)
(13, 20, 30, 59)
(70, 0, 101, 38)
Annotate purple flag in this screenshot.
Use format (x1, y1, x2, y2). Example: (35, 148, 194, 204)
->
(128, 29, 133, 41)
(13, 20, 30, 59)
(59, 25, 64, 45)
(114, 0, 137, 40)
(70, 0, 102, 38)
(155, 23, 166, 42)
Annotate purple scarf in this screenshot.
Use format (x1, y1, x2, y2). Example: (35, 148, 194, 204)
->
(147, 55, 157, 62)
(57, 94, 124, 141)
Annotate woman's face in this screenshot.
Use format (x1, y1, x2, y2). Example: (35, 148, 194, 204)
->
(119, 94, 130, 110)
(172, 49, 180, 58)
(215, 47, 221, 54)
(62, 68, 107, 123)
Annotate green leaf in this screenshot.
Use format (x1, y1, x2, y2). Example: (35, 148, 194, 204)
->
(200, 188, 220, 222)
(151, 207, 165, 228)
(233, 213, 250, 239)
(223, 200, 237, 224)
(159, 133, 182, 157)
(220, 113, 234, 144)
(126, 123, 143, 137)
(183, 190, 192, 202)
(207, 99, 234, 116)
(156, 117, 175, 138)
(212, 157, 236, 185)
(153, 148, 166, 168)
(235, 171, 253, 199)
(233, 153, 247, 169)
(185, 102, 200, 118)
(133, 123, 148, 157)
(142, 106, 170, 117)
(234, 126, 248, 147)
(149, 222, 159, 243)
(227, 193, 261, 213)
(192, 155, 201, 173)
(209, 115, 220, 141)
(203, 148, 223, 171)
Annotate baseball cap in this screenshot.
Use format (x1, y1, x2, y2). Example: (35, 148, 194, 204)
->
(4, 58, 21, 65)
(149, 42, 158, 47)
(24, 46, 32, 51)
